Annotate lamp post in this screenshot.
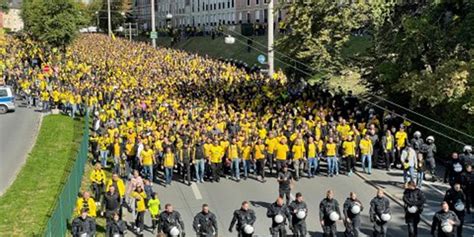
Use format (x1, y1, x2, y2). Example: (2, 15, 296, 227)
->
(107, 0, 112, 36)
(166, 13, 173, 46)
(151, 0, 156, 48)
(267, 0, 274, 77)
(95, 11, 99, 28)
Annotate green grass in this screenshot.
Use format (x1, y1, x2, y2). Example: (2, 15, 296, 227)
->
(0, 115, 82, 236)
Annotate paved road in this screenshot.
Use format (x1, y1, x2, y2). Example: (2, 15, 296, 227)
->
(121, 165, 474, 237)
(0, 107, 42, 195)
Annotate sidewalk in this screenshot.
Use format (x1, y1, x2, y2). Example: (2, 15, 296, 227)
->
(355, 166, 474, 235)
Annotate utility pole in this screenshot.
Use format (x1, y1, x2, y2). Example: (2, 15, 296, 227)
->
(129, 23, 132, 41)
(107, 0, 112, 37)
(151, 0, 156, 48)
(267, 0, 275, 77)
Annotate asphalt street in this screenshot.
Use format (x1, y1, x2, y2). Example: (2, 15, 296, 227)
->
(122, 165, 474, 237)
(0, 106, 42, 195)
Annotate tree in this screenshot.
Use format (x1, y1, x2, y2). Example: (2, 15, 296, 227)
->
(98, 0, 132, 33)
(1, 0, 9, 13)
(22, 0, 84, 48)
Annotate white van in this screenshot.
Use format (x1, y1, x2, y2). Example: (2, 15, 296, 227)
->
(0, 86, 15, 114)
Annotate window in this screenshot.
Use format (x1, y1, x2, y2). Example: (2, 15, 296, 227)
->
(256, 0, 259, 5)
(227, 0, 230, 8)
(0, 89, 7, 97)
(247, 0, 250, 6)
(231, 0, 234, 8)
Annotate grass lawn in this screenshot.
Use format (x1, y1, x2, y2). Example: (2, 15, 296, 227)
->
(0, 115, 82, 236)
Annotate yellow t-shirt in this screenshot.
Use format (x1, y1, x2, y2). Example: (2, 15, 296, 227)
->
(228, 144, 239, 159)
(254, 144, 266, 160)
(132, 191, 147, 212)
(292, 144, 306, 160)
(265, 138, 278, 154)
(386, 135, 393, 151)
(395, 131, 407, 149)
(307, 143, 317, 158)
(325, 143, 337, 157)
(359, 139, 372, 155)
(113, 143, 121, 157)
(342, 141, 356, 157)
(141, 149, 155, 166)
(210, 145, 223, 163)
(163, 152, 175, 167)
(275, 143, 289, 160)
(242, 146, 252, 160)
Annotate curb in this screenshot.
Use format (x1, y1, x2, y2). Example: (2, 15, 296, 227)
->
(354, 171, 432, 227)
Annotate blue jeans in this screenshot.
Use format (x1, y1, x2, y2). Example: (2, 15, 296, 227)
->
(361, 154, 372, 174)
(242, 160, 252, 177)
(416, 171, 424, 188)
(143, 165, 153, 182)
(307, 157, 318, 177)
(100, 150, 109, 167)
(231, 158, 241, 180)
(195, 159, 205, 182)
(327, 156, 338, 175)
(164, 167, 173, 184)
(403, 166, 415, 183)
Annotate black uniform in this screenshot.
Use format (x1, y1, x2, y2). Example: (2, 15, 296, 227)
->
(288, 200, 308, 237)
(193, 211, 218, 237)
(343, 198, 364, 237)
(277, 170, 293, 205)
(159, 210, 185, 236)
(319, 198, 341, 237)
(266, 202, 292, 237)
(459, 152, 473, 166)
(460, 170, 473, 213)
(105, 219, 127, 237)
(444, 158, 464, 187)
(369, 196, 391, 237)
(402, 188, 426, 237)
(431, 209, 460, 237)
(444, 188, 466, 237)
(102, 191, 121, 222)
(71, 216, 96, 237)
(229, 208, 257, 237)
(179, 147, 192, 185)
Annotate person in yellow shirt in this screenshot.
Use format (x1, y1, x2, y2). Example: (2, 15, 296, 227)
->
(359, 133, 373, 174)
(163, 147, 175, 185)
(307, 136, 318, 178)
(274, 138, 289, 172)
(382, 130, 395, 171)
(325, 137, 338, 177)
(132, 185, 147, 234)
(292, 139, 306, 180)
(265, 132, 278, 175)
(209, 140, 224, 182)
(148, 192, 161, 230)
(76, 191, 97, 217)
(140, 145, 155, 182)
(241, 140, 253, 180)
(90, 163, 106, 202)
(112, 138, 122, 174)
(342, 135, 357, 176)
(254, 139, 267, 182)
(99, 134, 111, 167)
(228, 138, 241, 181)
(395, 126, 408, 168)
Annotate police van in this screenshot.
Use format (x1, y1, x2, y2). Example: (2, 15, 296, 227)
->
(0, 86, 15, 114)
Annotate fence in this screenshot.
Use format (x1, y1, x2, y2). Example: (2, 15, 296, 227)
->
(42, 114, 89, 237)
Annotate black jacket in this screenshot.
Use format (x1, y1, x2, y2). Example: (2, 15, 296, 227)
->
(159, 211, 185, 233)
(343, 198, 364, 219)
(105, 220, 127, 236)
(319, 198, 341, 223)
(193, 211, 218, 235)
(289, 200, 308, 225)
(71, 216, 96, 237)
(369, 196, 390, 222)
(267, 202, 291, 227)
(229, 208, 256, 231)
(403, 188, 426, 213)
(431, 210, 460, 235)
(444, 189, 466, 216)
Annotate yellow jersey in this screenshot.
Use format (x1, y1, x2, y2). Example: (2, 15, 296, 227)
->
(141, 149, 155, 166)
(275, 143, 289, 160)
(325, 143, 337, 157)
(359, 139, 373, 155)
(342, 141, 356, 157)
(163, 152, 175, 167)
(292, 144, 306, 160)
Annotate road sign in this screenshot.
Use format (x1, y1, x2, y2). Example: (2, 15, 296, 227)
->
(150, 31, 158, 39)
(257, 54, 266, 64)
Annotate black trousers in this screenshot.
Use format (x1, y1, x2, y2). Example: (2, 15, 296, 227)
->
(279, 189, 291, 205)
(256, 159, 266, 179)
(266, 153, 274, 174)
(270, 225, 287, 237)
(211, 162, 222, 181)
(322, 223, 337, 237)
(91, 183, 104, 202)
(345, 156, 356, 173)
(135, 211, 145, 230)
(406, 213, 420, 237)
(384, 151, 394, 170)
(181, 163, 191, 184)
(292, 222, 307, 237)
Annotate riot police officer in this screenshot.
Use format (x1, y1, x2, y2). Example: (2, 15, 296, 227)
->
(289, 192, 308, 237)
(266, 197, 291, 237)
(444, 183, 466, 237)
(369, 189, 391, 237)
(343, 192, 364, 237)
(105, 212, 127, 237)
(460, 145, 473, 166)
(319, 190, 341, 237)
(193, 204, 218, 237)
(403, 181, 426, 237)
(444, 153, 464, 187)
(159, 204, 186, 237)
(277, 165, 293, 205)
(71, 208, 96, 237)
(431, 201, 460, 237)
(229, 201, 257, 237)
(421, 136, 437, 181)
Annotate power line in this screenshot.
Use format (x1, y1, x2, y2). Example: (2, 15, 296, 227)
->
(223, 28, 474, 143)
(228, 36, 469, 146)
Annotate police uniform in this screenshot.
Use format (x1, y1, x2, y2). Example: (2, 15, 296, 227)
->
(229, 208, 257, 237)
(71, 216, 96, 237)
(319, 197, 340, 237)
(289, 200, 308, 237)
(444, 158, 464, 186)
(193, 211, 218, 237)
(105, 219, 127, 236)
(159, 211, 185, 236)
(343, 198, 364, 237)
(266, 202, 291, 237)
(431, 209, 460, 237)
(444, 188, 466, 237)
(369, 196, 391, 237)
(402, 188, 426, 237)
(277, 170, 293, 205)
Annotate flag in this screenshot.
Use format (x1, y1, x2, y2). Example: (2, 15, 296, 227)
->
(111, 33, 116, 41)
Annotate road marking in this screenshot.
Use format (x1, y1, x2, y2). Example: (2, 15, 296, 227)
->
(191, 182, 202, 200)
(425, 183, 445, 195)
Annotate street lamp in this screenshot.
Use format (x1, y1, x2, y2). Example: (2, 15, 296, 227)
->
(95, 11, 99, 28)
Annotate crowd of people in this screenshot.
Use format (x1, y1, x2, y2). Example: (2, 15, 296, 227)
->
(2, 32, 474, 237)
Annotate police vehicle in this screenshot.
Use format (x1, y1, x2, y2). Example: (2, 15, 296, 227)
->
(0, 86, 15, 114)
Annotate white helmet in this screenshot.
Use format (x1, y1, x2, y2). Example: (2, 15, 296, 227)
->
(414, 131, 421, 138)
(463, 145, 472, 152)
(274, 214, 284, 224)
(455, 201, 465, 211)
(80, 233, 88, 237)
(169, 226, 180, 236)
(113, 234, 121, 237)
(329, 211, 340, 221)
(351, 204, 361, 214)
(407, 206, 418, 214)
(426, 136, 435, 142)
(441, 221, 453, 233)
(243, 224, 254, 234)
(454, 163, 463, 173)
(380, 213, 391, 222)
(296, 209, 306, 219)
